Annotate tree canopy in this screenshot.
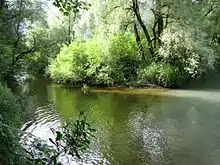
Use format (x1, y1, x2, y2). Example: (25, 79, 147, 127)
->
(0, 0, 219, 86)
(0, 0, 220, 164)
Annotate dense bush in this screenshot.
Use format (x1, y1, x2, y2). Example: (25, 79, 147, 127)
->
(158, 23, 215, 78)
(48, 38, 108, 84)
(0, 85, 25, 165)
(48, 26, 217, 88)
(0, 47, 12, 81)
(138, 62, 187, 87)
(0, 119, 27, 165)
(48, 33, 140, 85)
(49, 32, 195, 87)
(95, 34, 140, 85)
(107, 34, 140, 84)
(85, 37, 108, 84)
(48, 33, 139, 85)
(48, 41, 88, 84)
(0, 85, 22, 126)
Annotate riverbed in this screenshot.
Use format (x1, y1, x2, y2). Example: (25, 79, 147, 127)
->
(16, 77, 220, 165)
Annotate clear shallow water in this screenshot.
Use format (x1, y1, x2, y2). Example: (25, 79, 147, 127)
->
(17, 78, 220, 165)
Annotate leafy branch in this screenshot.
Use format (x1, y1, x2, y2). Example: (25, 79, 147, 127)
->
(25, 113, 96, 165)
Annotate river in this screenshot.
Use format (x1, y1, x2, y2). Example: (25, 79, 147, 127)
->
(15, 77, 220, 165)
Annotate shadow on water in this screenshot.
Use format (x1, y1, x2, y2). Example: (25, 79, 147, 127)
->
(15, 75, 220, 165)
(182, 73, 220, 90)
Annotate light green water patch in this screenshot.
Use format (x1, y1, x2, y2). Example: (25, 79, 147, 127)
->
(166, 89, 220, 103)
(90, 87, 168, 96)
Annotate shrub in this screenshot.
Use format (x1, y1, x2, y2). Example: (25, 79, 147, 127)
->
(96, 65, 114, 85)
(85, 37, 108, 84)
(0, 119, 27, 165)
(0, 85, 26, 165)
(48, 33, 141, 85)
(48, 35, 109, 85)
(0, 85, 21, 127)
(138, 62, 187, 87)
(107, 33, 140, 84)
(48, 41, 88, 84)
(158, 23, 215, 78)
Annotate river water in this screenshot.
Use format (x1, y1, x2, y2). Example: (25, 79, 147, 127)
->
(16, 77, 220, 165)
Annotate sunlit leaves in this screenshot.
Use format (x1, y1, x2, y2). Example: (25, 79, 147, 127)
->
(158, 23, 215, 77)
(52, 0, 91, 16)
(137, 62, 184, 87)
(48, 33, 141, 85)
(48, 41, 89, 83)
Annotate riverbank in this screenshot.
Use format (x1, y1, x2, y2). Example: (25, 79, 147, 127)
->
(89, 87, 168, 95)
(48, 81, 168, 96)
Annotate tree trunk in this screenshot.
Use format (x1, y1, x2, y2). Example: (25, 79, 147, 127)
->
(133, 23, 145, 61)
(132, 0, 154, 55)
(152, 19, 157, 49)
(156, 0, 163, 47)
(68, 13, 71, 44)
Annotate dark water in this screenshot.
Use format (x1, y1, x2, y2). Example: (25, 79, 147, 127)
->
(17, 78, 220, 165)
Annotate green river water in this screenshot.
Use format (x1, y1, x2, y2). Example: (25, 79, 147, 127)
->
(16, 77, 220, 165)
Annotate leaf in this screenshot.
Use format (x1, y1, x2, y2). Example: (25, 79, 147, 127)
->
(56, 131, 63, 141)
(63, 11, 69, 16)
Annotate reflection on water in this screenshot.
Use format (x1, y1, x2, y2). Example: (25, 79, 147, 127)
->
(21, 104, 60, 141)
(17, 79, 220, 165)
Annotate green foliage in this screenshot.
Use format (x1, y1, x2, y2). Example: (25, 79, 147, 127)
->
(0, 120, 27, 165)
(48, 33, 140, 85)
(48, 41, 88, 84)
(0, 0, 46, 79)
(85, 37, 108, 83)
(24, 25, 70, 76)
(138, 62, 186, 87)
(52, 0, 91, 16)
(48, 116, 96, 162)
(23, 114, 95, 165)
(48, 36, 109, 84)
(26, 52, 49, 76)
(1, 0, 220, 88)
(0, 85, 26, 165)
(107, 33, 140, 84)
(158, 23, 215, 78)
(0, 85, 21, 127)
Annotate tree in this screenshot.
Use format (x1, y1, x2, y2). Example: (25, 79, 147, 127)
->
(52, 0, 91, 16)
(0, 0, 46, 79)
(52, 0, 91, 44)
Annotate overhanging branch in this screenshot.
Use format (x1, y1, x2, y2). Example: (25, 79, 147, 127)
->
(102, 5, 121, 19)
(204, 4, 214, 17)
(11, 37, 36, 66)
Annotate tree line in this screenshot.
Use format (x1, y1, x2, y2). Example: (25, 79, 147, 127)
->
(0, 0, 220, 87)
